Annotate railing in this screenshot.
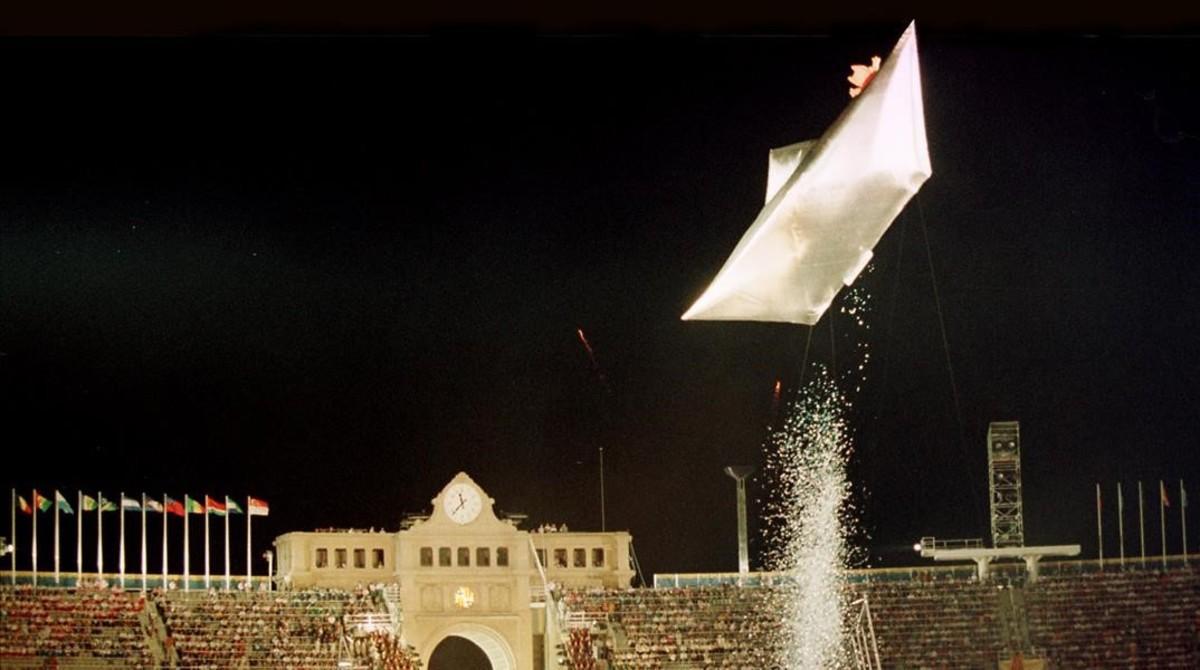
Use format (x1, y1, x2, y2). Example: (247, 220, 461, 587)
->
(919, 536, 985, 551)
(654, 554, 1196, 589)
(2, 570, 273, 591)
(346, 611, 393, 633)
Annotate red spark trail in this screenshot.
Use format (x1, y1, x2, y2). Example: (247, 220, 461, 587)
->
(576, 328, 609, 392)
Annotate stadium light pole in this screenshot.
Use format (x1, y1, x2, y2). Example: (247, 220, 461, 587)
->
(724, 466, 755, 578)
(262, 550, 274, 591)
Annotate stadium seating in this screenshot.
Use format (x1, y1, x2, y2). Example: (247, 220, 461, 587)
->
(856, 576, 1003, 668)
(1024, 565, 1200, 669)
(0, 584, 156, 667)
(0, 583, 421, 669)
(154, 585, 421, 669)
(559, 566, 1200, 669)
(4, 564, 1197, 668)
(560, 584, 782, 668)
(561, 578, 1003, 668)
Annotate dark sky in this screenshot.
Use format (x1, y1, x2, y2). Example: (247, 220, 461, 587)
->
(1, 17, 1198, 580)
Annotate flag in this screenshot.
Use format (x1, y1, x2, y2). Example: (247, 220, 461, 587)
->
(121, 495, 141, 511)
(144, 497, 164, 513)
(225, 497, 244, 515)
(81, 494, 97, 511)
(247, 496, 270, 516)
(55, 491, 74, 514)
(34, 490, 52, 512)
(1161, 481, 1171, 508)
(164, 496, 185, 517)
(205, 496, 226, 516)
(18, 495, 32, 515)
(98, 496, 117, 512)
(185, 497, 204, 514)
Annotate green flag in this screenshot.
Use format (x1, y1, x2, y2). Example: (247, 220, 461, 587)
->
(81, 494, 97, 511)
(55, 491, 74, 514)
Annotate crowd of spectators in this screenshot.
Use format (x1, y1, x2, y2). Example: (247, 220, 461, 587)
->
(154, 584, 421, 669)
(853, 576, 1002, 668)
(561, 626, 598, 670)
(0, 584, 155, 666)
(560, 584, 782, 668)
(355, 629, 423, 670)
(1024, 566, 1200, 668)
(559, 576, 1003, 669)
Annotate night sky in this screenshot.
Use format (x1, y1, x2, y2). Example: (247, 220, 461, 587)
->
(2, 15, 1198, 580)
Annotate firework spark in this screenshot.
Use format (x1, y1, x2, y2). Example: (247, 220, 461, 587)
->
(576, 327, 610, 393)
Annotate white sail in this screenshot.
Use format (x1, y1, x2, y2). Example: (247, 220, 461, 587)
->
(682, 21, 931, 324)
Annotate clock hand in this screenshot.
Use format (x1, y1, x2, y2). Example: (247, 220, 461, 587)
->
(454, 500, 465, 513)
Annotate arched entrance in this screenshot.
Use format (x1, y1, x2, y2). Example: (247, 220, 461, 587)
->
(425, 623, 515, 670)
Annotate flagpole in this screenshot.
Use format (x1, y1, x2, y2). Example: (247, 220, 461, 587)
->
(141, 493, 147, 593)
(54, 490, 60, 585)
(10, 489, 16, 585)
(224, 501, 230, 590)
(1138, 481, 1146, 563)
(1182, 480, 1189, 565)
(32, 490, 38, 588)
(1117, 482, 1125, 568)
(246, 496, 252, 588)
(97, 491, 104, 578)
(204, 496, 211, 590)
(1160, 480, 1168, 569)
(183, 495, 190, 592)
(77, 491, 84, 586)
(1096, 483, 1103, 565)
(162, 494, 168, 588)
(119, 491, 126, 589)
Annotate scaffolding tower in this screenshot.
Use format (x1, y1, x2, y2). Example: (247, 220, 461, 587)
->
(988, 421, 1024, 548)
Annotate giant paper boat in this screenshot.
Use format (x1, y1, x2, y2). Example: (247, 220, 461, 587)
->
(683, 22, 931, 325)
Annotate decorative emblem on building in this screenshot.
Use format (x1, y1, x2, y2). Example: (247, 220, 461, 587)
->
(454, 585, 476, 609)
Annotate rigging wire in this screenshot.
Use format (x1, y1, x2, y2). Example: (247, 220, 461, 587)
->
(874, 208, 907, 418)
(917, 195, 986, 531)
(829, 302, 837, 378)
(798, 325, 814, 390)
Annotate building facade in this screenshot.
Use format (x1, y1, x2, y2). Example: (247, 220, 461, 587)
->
(273, 472, 635, 670)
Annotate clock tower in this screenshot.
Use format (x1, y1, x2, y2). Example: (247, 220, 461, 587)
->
(272, 471, 635, 669)
(397, 473, 533, 670)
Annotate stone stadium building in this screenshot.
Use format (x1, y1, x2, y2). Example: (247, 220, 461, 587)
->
(273, 472, 636, 670)
(2, 471, 1198, 669)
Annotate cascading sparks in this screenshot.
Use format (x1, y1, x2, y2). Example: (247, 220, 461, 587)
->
(763, 284, 872, 669)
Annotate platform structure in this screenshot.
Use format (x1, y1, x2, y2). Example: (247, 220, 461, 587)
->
(988, 421, 1024, 548)
(917, 537, 1080, 582)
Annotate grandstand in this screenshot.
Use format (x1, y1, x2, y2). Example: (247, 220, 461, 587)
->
(558, 561, 1200, 669)
(0, 583, 421, 669)
(4, 473, 1198, 669)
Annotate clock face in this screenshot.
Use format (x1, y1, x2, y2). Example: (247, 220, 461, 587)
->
(443, 483, 482, 525)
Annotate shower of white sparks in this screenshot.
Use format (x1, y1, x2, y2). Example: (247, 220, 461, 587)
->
(763, 283, 872, 669)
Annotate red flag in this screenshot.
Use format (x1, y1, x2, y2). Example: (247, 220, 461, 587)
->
(1160, 481, 1171, 508)
(247, 496, 269, 516)
(18, 495, 32, 515)
(164, 495, 185, 517)
(205, 495, 226, 515)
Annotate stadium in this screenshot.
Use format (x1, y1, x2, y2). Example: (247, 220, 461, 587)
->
(3, 6, 1199, 670)
(3, 462, 1198, 669)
